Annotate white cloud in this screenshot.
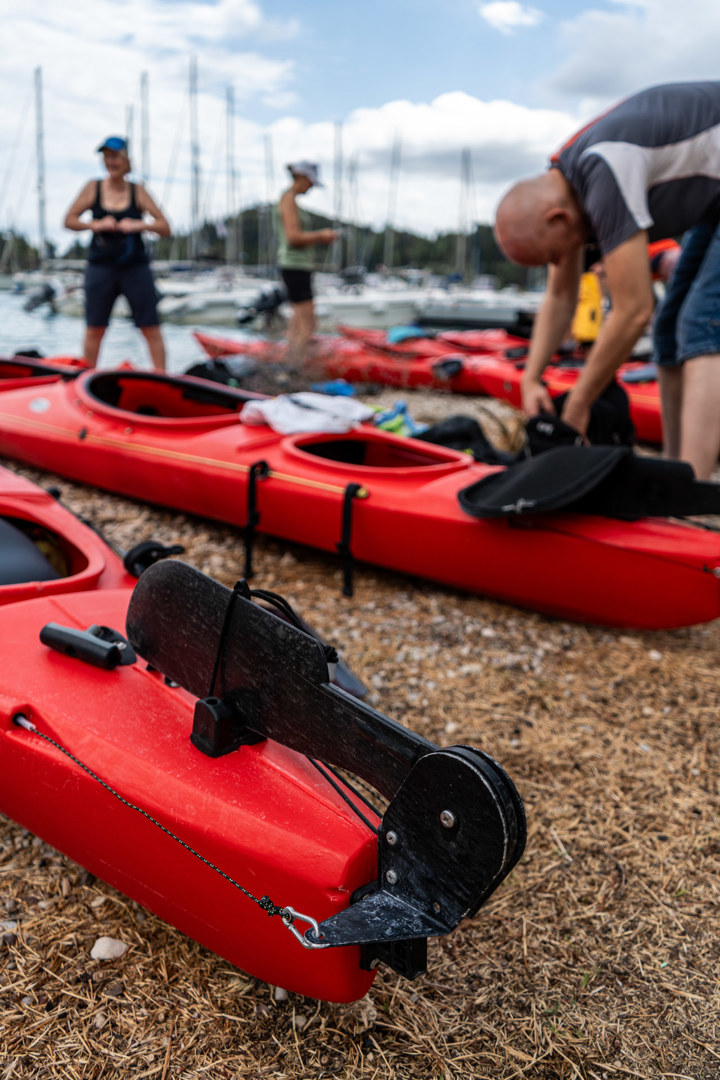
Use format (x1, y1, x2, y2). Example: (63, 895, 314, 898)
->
(260, 93, 575, 237)
(0, 0, 302, 251)
(478, 1, 544, 34)
(545, 1, 720, 105)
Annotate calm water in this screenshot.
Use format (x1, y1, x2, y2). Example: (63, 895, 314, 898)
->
(0, 289, 253, 374)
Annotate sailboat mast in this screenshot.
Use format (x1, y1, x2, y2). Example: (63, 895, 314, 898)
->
(226, 86, 238, 265)
(34, 67, 47, 268)
(456, 148, 470, 280)
(264, 133, 275, 270)
(332, 120, 343, 271)
(140, 71, 149, 187)
(189, 55, 200, 260)
(346, 152, 358, 268)
(383, 135, 401, 270)
(125, 106, 134, 154)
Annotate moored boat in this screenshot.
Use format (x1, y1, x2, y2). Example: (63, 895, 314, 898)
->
(0, 368, 716, 629)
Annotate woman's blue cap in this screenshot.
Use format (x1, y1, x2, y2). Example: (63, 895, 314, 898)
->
(97, 136, 128, 153)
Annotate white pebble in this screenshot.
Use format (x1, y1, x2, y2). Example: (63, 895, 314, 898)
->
(91, 936, 128, 961)
(273, 986, 289, 1002)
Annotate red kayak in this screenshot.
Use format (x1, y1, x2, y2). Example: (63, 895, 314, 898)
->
(0, 368, 716, 629)
(194, 330, 662, 444)
(193, 329, 521, 395)
(0, 354, 88, 393)
(0, 559, 524, 1001)
(0, 462, 136, 603)
(333, 324, 529, 357)
(475, 354, 662, 446)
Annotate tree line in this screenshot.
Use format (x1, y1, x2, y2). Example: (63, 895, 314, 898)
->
(3, 207, 537, 288)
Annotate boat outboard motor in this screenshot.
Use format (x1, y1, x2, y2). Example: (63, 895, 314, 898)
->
(183, 355, 259, 385)
(340, 266, 367, 289)
(23, 282, 56, 313)
(237, 285, 287, 326)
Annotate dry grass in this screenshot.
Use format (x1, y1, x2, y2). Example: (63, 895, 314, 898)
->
(1, 392, 719, 1079)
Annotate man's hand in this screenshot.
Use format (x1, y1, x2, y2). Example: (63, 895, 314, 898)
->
(559, 393, 591, 438)
(521, 377, 554, 418)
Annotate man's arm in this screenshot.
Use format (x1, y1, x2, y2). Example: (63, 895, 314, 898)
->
(521, 246, 583, 417)
(560, 231, 654, 435)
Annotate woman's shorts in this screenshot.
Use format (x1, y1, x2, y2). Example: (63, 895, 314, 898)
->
(654, 221, 720, 366)
(85, 260, 160, 328)
(279, 268, 314, 304)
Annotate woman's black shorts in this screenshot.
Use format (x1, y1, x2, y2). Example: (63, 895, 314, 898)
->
(85, 260, 160, 328)
(279, 268, 313, 304)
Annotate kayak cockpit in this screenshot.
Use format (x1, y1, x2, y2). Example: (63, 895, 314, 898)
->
(0, 516, 79, 585)
(79, 370, 261, 422)
(286, 430, 470, 476)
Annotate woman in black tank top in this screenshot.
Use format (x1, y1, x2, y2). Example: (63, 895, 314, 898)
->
(64, 136, 171, 370)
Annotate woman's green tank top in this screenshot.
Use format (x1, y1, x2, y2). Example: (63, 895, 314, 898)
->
(274, 200, 316, 270)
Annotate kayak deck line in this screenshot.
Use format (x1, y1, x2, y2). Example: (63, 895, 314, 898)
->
(0, 406, 369, 498)
(0, 372, 719, 628)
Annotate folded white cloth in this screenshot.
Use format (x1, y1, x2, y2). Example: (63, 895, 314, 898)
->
(240, 392, 374, 434)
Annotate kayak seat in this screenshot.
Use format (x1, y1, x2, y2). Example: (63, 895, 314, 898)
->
(458, 446, 720, 520)
(0, 517, 61, 584)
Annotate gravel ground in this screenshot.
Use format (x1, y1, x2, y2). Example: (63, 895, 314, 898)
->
(1, 387, 719, 1080)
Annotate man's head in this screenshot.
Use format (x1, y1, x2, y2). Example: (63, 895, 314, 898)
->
(494, 171, 586, 266)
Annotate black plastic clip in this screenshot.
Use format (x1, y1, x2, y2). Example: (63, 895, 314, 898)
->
(190, 695, 265, 758)
(123, 540, 185, 577)
(336, 483, 364, 598)
(244, 460, 270, 578)
(39, 623, 137, 669)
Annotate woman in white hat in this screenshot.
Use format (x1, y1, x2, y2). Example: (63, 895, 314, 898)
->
(64, 136, 171, 370)
(276, 162, 338, 363)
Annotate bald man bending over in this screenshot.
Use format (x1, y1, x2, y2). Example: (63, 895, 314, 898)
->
(495, 81, 720, 480)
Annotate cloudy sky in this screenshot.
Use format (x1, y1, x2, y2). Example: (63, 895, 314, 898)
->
(1, 0, 718, 255)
